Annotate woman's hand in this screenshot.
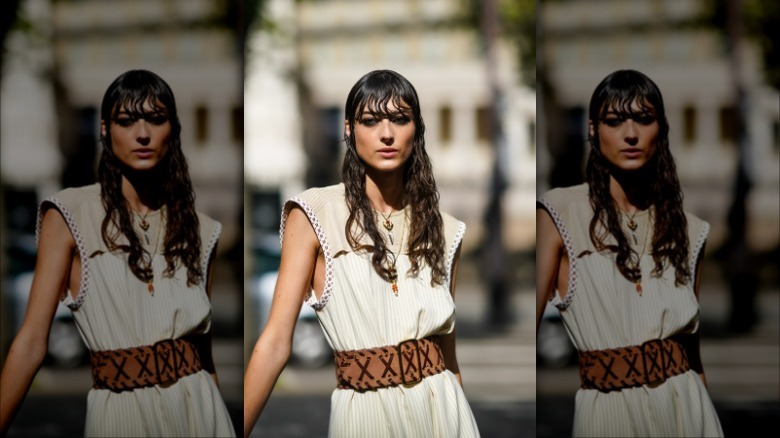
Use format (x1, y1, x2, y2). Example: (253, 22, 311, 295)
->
(0, 208, 75, 435)
(243, 206, 320, 437)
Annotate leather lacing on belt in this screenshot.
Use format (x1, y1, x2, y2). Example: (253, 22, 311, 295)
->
(334, 336, 446, 391)
(90, 337, 202, 392)
(578, 336, 690, 392)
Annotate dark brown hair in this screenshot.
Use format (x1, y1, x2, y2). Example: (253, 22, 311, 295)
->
(342, 70, 446, 286)
(585, 69, 691, 286)
(96, 69, 202, 286)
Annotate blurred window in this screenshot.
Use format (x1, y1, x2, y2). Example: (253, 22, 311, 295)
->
(683, 106, 696, 145)
(439, 106, 452, 144)
(195, 106, 209, 143)
(231, 106, 243, 143)
(719, 106, 737, 143)
(476, 106, 490, 142)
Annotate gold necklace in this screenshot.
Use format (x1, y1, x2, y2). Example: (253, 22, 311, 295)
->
(622, 209, 640, 244)
(385, 212, 406, 296)
(377, 207, 396, 244)
(630, 211, 651, 296)
(142, 212, 163, 296)
(134, 209, 152, 243)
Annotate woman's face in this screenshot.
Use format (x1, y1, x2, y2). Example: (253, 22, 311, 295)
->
(346, 100, 416, 174)
(102, 99, 171, 171)
(589, 99, 659, 172)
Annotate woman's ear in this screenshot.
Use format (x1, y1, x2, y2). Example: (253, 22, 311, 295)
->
(588, 120, 595, 139)
(344, 119, 351, 138)
(100, 120, 107, 139)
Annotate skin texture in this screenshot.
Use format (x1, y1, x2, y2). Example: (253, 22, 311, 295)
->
(102, 102, 171, 175)
(535, 99, 708, 384)
(243, 101, 465, 437)
(589, 101, 659, 175)
(0, 100, 219, 435)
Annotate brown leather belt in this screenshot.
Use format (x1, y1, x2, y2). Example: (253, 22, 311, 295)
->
(90, 338, 202, 392)
(579, 337, 690, 392)
(334, 336, 446, 391)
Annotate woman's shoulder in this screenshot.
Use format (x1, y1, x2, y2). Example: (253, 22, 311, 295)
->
(684, 211, 710, 242)
(287, 183, 345, 213)
(42, 183, 101, 212)
(538, 183, 589, 212)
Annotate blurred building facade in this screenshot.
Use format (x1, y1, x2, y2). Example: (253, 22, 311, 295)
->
(1, 0, 243, 255)
(538, 0, 780, 251)
(245, 0, 537, 252)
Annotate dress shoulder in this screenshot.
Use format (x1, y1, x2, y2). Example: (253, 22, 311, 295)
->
(197, 212, 222, 277)
(537, 183, 589, 216)
(685, 211, 710, 273)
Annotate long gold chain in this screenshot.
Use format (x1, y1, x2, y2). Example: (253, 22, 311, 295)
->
(631, 211, 651, 296)
(385, 211, 406, 296)
(142, 211, 163, 296)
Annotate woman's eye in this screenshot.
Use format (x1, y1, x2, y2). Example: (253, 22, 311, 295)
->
(392, 116, 411, 125)
(603, 118, 623, 127)
(146, 116, 168, 125)
(115, 118, 136, 127)
(635, 116, 655, 125)
(360, 118, 377, 127)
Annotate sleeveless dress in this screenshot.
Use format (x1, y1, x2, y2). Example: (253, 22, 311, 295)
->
(37, 184, 235, 437)
(283, 184, 481, 438)
(538, 184, 723, 437)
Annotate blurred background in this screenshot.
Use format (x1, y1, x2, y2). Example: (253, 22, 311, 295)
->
(536, 0, 780, 436)
(0, 0, 244, 435)
(244, 0, 537, 436)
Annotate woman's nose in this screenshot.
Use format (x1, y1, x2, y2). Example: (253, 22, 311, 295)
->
(136, 121, 151, 146)
(379, 119, 394, 145)
(624, 121, 638, 146)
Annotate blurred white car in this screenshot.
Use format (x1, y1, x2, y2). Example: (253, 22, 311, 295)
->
(537, 302, 576, 368)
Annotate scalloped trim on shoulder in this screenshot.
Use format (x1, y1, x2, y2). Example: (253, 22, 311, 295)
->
(446, 221, 466, 285)
(203, 221, 222, 285)
(690, 221, 710, 277)
(37, 197, 90, 310)
(281, 197, 333, 310)
(538, 197, 578, 310)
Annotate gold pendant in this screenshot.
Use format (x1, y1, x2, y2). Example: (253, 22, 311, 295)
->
(635, 281, 642, 296)
(147, 281, 155, 296)
(388, 267, 398, 295)
(627, 219, 637, 231)
(383, 219, 393, 231)
(140, 219, 150, 231)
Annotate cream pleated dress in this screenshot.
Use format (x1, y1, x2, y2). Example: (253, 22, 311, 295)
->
(37, 184, 235, 437)
(539, 183, 723, 437)
(283, 184, 481, 438)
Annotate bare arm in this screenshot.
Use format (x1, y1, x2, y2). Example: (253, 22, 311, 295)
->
(243, 207, 319, 437)
(440, 243, 463, 387)
(536, 207, 564, 334)
(0, 208, 75, 435)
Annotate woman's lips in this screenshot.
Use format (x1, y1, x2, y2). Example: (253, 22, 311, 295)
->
(378, 148, 398, 158)
(620, 148, 642, 158)
(133, 148, 154, 158)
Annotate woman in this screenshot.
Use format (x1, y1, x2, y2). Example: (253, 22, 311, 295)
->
(536, 69, 723, 437)
(244, 70, 480, 437)
(0, 70, 235, 437)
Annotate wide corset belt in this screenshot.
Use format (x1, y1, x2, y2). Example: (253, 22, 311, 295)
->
(334, 336, 446, 391)
(578, 337, 690, 392)
(90, 337, 202, 392)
